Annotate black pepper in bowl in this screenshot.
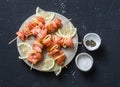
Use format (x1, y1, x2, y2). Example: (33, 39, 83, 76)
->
(86, 40, 96, 47)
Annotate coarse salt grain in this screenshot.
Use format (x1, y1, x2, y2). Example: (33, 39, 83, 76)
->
(75, 53, 93, 71)
(77, 56, 92, 71)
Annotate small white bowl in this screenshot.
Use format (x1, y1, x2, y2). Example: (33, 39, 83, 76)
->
(83, 33, 101, 51)
(75, 53, 93, 72)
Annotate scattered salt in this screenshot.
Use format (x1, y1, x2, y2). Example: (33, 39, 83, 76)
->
(72, 71, 76, 77)
(58, 0, 67, 14)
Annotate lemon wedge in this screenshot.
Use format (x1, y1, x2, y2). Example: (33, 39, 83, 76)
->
(40, 11, 55, 22)
(56, 22, 77, 38)
(41, 12, 55, 22)
(54, 64, 62, 76)
(50, 63, 62, 76)
(40, 55, 55, 71)
(18, 43, 32, 59)
(66, 28, 77, 37)
(36, 7, 55, 22)
(36, 7, 44, 15)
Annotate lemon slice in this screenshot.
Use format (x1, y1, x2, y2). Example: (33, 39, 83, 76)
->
(66, 28, 77, 38)
(53, 64, 62, 76)
(50, 63, 62, 76)
(36, 7, 55, 22)
(36, 7, 44, 15)
(40, 55, 55, 71)
(57, 22, 77, 38)
(58, 22, 72, 35)
(18, 43, 32, 59)
(40, 12, 55, 22)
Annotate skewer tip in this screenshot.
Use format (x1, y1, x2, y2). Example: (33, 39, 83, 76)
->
(73, 42, 82, 44)
(8, 37, 17, 45)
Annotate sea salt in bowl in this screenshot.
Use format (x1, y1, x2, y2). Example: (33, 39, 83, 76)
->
(83, 33, 101, 51)
(75, 53, 93, 72)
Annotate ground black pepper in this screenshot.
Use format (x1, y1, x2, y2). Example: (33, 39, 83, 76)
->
(86, 40, 96, 47)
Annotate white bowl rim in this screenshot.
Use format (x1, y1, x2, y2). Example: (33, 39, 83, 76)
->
(83, 33, 101, 51)
(75, 52, 94, 72)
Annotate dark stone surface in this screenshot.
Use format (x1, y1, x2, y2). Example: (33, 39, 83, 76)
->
(0, 0, 120, 87)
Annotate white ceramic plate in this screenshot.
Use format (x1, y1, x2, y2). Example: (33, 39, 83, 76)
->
(17, 11, 78, 72)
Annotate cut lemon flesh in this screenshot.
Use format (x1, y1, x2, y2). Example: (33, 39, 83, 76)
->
(18, 43, 32, 59)
(56, 22, 77, 38)
(36, 7, 55, 22)
(58, 22, 72, 36)
(40, 54, 55, 71)
(41, 12, 55, 22)
(65, 28, 77, 38)
(42, 12, 55, 22)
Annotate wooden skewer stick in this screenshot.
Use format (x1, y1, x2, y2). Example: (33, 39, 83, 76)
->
(8, 37, 17, 45)
(30, 63, 33, 70)
(68, 18, 72, 21)
(64, 65, 68, 68)
(73, 42, 82, 44)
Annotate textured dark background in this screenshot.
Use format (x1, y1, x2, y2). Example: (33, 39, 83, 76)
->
(0, 0, 120, 87)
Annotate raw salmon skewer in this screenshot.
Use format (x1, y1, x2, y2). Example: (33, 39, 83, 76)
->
(8, 17, 62, 44)
(42, 34, 74, 48)
(28, 52, 43, 65)
(27, 40, 43, 64)
(45, 18, 62, 33)
(16, 17, 62, 41)
(8, 16, 45, 44)
(8, 36, 81, 45)
(42, 35, 66, 66)
(16, 16, 45, 41)
(48, 49, 66, 66)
